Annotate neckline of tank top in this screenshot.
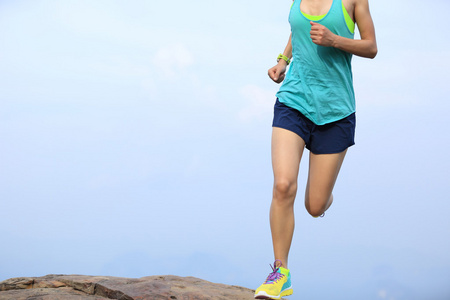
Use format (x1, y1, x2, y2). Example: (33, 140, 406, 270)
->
(296, 0, 355, 33)
(299, 0, 335, 20)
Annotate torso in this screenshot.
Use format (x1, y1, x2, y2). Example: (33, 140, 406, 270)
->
(299, 0, 355, 22)
(277, 0, 357, 124)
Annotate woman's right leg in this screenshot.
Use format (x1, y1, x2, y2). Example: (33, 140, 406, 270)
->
(270, 127, 306, 269)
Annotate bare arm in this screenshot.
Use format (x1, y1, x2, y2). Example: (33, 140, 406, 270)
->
(310, 0, 377, 58)
(268, 34, 292, 83)
(281, 33, 293, 61)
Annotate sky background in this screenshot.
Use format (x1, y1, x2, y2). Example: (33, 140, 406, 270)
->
(0, 0, 449, 299)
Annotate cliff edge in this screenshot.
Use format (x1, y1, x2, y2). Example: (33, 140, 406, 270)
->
(0, 274, 255, 300)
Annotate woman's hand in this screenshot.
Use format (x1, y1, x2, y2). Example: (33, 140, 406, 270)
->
(310, 21, 337, 47)
(268, 61, 287, 83)
(308, 0, 377, 59)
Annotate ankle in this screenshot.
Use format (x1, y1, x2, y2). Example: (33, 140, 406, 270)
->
(274, 259, 288, 269)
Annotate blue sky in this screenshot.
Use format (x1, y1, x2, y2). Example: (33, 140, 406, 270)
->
(0, 0, 449, 299)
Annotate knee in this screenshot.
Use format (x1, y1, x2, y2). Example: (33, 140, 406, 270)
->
(306, 205, 325, 218)
(273, 179, 297, 203)
(305, 195, 327, 217)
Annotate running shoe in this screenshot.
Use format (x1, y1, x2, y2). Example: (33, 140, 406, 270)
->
(254, 260, 293, 299)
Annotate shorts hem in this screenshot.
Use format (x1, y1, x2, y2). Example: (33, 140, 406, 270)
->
(272, 125, 307, 144)
(309, 142, 355, 155)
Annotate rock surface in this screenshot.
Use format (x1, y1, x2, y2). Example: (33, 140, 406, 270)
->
(0, 274, 256, 300)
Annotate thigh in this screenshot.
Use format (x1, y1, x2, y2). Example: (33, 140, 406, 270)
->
(272, 127, 306, 184)
(305, 149, 347, 205)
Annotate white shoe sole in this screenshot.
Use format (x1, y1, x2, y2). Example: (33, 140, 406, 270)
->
(254, 287, 293, 299)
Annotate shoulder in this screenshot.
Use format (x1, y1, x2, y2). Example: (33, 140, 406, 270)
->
(344, 0, 370, 10)
(354, 0, 371, 10)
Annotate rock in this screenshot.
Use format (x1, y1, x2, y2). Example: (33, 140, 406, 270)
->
(0, 274, 256, 300)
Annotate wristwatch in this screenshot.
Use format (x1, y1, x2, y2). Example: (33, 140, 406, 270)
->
(277, 54, 291, 65)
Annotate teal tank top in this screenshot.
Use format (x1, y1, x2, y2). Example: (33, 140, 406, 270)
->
(276, 0, 355, 125)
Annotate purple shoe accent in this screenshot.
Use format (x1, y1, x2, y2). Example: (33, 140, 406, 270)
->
(264, 260, 284, 284)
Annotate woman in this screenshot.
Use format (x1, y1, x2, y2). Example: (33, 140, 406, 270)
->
(254, 0, 377, 299)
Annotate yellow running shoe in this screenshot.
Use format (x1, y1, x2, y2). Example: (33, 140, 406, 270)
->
(254, 260, 293, 299)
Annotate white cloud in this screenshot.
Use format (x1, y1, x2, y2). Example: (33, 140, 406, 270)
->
(377, 289, 398, 300)
(378, 289, 387, 299)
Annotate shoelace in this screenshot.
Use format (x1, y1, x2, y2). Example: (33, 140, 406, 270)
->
(264, 260, 284, 284)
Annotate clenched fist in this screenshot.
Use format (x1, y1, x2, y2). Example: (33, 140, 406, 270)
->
(310, 21, 336, 47)
(268, 61, 287, 84)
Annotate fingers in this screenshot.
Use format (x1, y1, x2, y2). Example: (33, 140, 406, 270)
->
(268, 68, 278, 81)
(310, 21, 322, 32)
(268, 67, 285, 83)
(276, 73, 285, 83)
(273, 71, 285, 83)
(310, 21, 320, 29)
(309, 21, 320, 43)
(268, 66, 280, 81)
(309, 22, 331, 46)
(273, 68, 282, 81)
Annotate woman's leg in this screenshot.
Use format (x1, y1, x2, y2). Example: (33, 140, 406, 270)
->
(270, 127, 306, 269)
(304, 150, 347, 217)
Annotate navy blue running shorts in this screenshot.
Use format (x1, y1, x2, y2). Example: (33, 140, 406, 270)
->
(272, 99, 356, 154)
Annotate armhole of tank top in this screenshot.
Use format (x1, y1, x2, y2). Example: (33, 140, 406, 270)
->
(342, 1, 355, 34)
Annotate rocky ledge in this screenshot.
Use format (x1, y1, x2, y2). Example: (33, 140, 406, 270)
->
(0, 274, 256, 300)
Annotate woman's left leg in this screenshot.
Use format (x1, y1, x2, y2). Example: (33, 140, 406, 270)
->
(304, 150, 347, 217)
